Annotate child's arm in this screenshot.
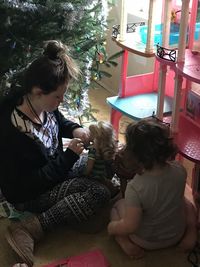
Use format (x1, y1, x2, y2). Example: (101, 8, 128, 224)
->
(108, 206, 142, 235)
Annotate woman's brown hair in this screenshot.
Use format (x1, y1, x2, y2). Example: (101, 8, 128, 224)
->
(24, 40, 80, 94)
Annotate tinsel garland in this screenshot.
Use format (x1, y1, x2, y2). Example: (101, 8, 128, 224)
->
(3, 0, 39, 12)
(63, 0, 109, 117)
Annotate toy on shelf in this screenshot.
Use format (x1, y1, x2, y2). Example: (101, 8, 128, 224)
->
(140, 22, 200, 46)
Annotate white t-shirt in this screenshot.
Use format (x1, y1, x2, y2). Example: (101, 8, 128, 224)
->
(125, 161, 187, 245)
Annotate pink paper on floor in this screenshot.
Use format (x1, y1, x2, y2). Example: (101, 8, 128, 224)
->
(42, 248, 110, 267)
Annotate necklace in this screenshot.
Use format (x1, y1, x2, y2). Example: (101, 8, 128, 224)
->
(25, 96, 58, 156)
(26, 96, 44, 125)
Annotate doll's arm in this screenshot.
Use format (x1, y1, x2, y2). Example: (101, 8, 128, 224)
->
(84, 147, 96, 176)
(85, 157, 95, 176)
(108, 205, 142, 235)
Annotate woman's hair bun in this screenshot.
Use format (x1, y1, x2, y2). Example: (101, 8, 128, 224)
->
(41, 39, 79, 81)
(43, 40, 66, 60)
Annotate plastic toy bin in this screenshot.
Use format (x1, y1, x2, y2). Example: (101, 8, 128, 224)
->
(139, 22, 200, 46)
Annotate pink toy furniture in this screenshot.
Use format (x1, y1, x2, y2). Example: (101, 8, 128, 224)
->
(107, 0, 183, 138)
(42, 249, 110, 267)
(155, 0, 200, 221)
(106, 48, 174, 137)
(107, 0, 200, 221)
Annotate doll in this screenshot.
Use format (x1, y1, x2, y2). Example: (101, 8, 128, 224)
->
(68, 120, 136, 197)
(84, 121, 119, 196)
(85, 121, 117, 179)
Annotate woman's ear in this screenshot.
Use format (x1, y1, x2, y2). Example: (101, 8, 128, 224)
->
(32, 86, 43, 97)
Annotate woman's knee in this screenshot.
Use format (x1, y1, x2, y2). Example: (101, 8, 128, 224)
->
(90, 183, 111, 207)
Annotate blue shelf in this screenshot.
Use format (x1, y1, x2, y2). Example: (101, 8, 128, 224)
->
(107, 93, 173, 120)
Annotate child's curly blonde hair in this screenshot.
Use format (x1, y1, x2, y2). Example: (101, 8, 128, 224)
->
(89, 121, 117, 161)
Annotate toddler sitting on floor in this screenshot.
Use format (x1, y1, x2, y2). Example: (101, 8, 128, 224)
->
(108, 117, 197, 259)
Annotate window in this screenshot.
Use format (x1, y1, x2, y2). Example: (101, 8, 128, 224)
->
(126, 0, 162, 23)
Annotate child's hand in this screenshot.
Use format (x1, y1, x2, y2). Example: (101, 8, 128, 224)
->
(68, 138, 84, 155)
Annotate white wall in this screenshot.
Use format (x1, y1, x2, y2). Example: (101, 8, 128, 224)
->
(100, 0, 155, 94)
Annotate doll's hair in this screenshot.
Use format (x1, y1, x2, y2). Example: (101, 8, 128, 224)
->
(125, 118, 178, 170)
(89, 121, 117, 161)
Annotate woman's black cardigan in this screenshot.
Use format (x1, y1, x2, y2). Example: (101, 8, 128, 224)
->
(0, 98, 81, 204)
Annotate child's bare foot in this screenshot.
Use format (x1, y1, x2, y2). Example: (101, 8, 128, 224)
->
(115, 235, 144, 259)
(178, 225, 197, 252)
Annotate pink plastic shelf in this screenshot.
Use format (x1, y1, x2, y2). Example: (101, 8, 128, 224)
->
(173, 115, 200, 163)
(176, 49, 200, 83)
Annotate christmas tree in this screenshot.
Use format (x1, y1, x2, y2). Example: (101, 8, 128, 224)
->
(0, 0, 121, 120)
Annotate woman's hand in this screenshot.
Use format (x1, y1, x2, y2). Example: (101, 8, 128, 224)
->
(68, 138, 84, 155)
(72, 127, 91, 146)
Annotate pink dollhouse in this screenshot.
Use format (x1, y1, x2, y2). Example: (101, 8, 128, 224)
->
(107, 0, 200, 220)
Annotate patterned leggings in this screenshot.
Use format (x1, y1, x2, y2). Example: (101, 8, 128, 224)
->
(19, 178, 110, 231)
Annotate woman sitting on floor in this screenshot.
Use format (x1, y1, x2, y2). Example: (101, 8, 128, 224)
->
(0, 40, 111, 267)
